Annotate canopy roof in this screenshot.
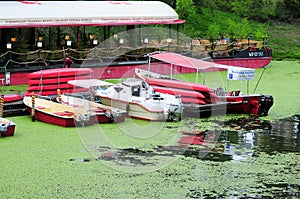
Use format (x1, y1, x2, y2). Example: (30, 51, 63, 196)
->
(149, 51, 254, 71)
(0, 1, 184, 29)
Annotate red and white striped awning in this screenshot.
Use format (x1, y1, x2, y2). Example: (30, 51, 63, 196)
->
(0, 1, 185, 28)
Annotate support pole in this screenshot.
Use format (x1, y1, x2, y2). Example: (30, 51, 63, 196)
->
(0, 94, 4, 118)
(170, 64, 173, 79)
(31, 92, 35, 122)
(247, 80, 249, 95)
(227, 79, 230, 93)
(90, 88, 95, 102)
(253, 66, 267, 93)
(4, 65, 7, 87)
(57, 89, 62, 103)
(147, 55, 151, 71)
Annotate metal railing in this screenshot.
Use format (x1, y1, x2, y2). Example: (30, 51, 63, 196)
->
(0, 39, 268, 71)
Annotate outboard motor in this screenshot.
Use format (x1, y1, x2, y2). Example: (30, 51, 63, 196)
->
(258, 95, 274, 116)
(167, 102, 183, 122)
(75, 113, 92, 127)
(109, 110, 121, 123)
(0, 123, 8, 132)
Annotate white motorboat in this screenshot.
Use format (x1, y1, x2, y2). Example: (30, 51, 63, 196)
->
(95, 78, 182, 121)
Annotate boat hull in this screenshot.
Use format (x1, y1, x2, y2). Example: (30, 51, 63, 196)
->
(1, 125, 15, 137)
(23, 96, 97, 127)
(213, 57, 272, 69)
(183, 94, 274, 118)
(100, 96, 167, 121)
(60, 94, 127, 124)
(0, 118, 16, 137)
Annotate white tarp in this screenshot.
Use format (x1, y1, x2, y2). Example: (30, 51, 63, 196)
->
(227, 67, 255, 81)
(0, 1, 183, 28)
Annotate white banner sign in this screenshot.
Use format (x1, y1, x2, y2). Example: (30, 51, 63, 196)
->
(227, 67, 255, 80)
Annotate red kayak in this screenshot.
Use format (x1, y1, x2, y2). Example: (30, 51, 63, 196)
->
(152, 86, 205, 99)
(201, 92, 219, 104)
(181, 97, 206, 105)
(146, 78, 214, 93)
(28, 68, 93, 80)
(2, 94, 22, 103)
(27, 83, 75, 91)
(27, 74, 91, 86)
(24, 87, 89, 96)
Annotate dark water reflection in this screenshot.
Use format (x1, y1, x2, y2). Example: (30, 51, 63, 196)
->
(96, 115, 300, 198)
(97, 115, 300, 163)
(223, 115, 300, 160)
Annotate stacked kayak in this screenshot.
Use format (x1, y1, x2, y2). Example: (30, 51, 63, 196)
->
(145, 77, 218, 105)
(25, 68, 92, 96)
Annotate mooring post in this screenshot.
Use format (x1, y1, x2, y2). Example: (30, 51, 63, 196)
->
(57, 89, 62, 103)
(31, 92, 35, 122)
(89, 87, 95, 102)
(0, 94, 4, 118)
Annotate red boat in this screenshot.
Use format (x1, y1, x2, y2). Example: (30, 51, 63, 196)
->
(60, 94, 127, 124)
(0, 117, 16, 137)
(211, 48, 272, 69)
(135, 56, 274, 118)
(23, 96, 97, 127)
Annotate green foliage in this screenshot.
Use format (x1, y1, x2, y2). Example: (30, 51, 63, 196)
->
(268, 21, 300, 60)
(275, 0, 300, 22)
(180, 7, 268, 40)
(231, 0, 276, 21)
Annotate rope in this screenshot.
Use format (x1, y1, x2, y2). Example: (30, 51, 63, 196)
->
(38, 71, 43, 96)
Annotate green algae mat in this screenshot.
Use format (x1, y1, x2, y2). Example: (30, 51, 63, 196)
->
(1, 61, 300, 198)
